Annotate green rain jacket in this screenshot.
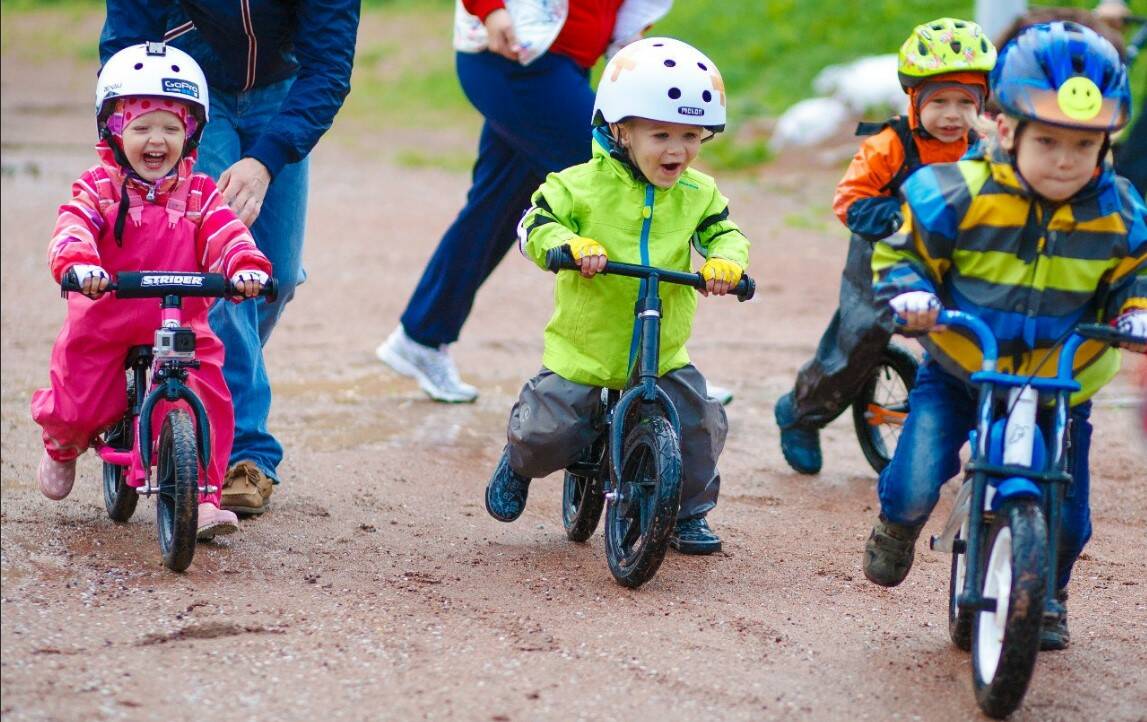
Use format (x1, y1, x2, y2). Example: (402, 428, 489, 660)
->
(520, 130, 750, 389)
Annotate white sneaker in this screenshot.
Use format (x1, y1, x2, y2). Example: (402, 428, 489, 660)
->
(707, 383, 734, 406)
(376, 326, 479, 403)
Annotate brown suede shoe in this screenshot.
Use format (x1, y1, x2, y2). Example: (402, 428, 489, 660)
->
(220, 461, 274, 515)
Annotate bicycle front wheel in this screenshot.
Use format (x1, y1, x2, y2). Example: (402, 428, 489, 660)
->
(604, 415, 682, 588)
(972, 499, 1047, 719)
(852, 344, 918, 473)
(155, 409, 199, 572)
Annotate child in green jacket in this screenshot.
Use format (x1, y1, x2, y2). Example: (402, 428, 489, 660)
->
(484, 37, 750, 554)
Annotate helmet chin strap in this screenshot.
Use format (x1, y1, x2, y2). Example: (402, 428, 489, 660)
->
(598, 124, 650, 184)
(100, 127, 180, 245)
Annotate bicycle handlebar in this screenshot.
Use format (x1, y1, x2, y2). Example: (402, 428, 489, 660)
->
(61, 270, 278, 302)
(544, 246, 755, 302)
(914, 309, 1146, 379)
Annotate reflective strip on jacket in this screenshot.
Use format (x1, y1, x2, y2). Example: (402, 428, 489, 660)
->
(872, 145, 1147, 404)
(519, 131, 750, 389)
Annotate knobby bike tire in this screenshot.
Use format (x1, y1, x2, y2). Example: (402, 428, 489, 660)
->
(948, 514, 977, 651)
(563, 465, 605, 543)
(972, 499, 1047, 719)
(102, 374, 139, 522)
(155, 409, 199, 572)
(852, 344, 918, 473)
(604, 415, 682, 588)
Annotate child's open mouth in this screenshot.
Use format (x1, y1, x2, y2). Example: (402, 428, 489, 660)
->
(142, 151, 168, 169)
(660, 162, 682, 174)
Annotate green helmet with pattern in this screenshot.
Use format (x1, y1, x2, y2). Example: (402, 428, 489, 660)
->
(898, 18, 997, 90)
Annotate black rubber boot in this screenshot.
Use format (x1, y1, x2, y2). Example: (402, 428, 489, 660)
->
(484, 447, 531, 523)
(774, 391, 823, 475)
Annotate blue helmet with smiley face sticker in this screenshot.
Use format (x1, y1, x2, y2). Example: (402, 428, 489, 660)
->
(992, 21, 1130, 132)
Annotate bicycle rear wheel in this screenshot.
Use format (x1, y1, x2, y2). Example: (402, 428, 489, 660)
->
(604, 415, 682, 588)
(948, 517, 975, 651)
(155, 409, 199, 572)
(102, 372, 138, 522)
(972, 499, 1047, 719)
(563, 464, 605, 543)
(852, 344, 918, 473)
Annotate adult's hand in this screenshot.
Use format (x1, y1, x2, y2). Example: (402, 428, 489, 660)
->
(484, 8, 521, 62)
(218, 157, 272, 226)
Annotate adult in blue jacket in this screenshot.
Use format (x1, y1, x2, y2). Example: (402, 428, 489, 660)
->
(101, 0, 360, 515)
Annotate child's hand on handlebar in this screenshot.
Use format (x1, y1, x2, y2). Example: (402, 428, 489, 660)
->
(890, 291, 941, 332)
(1115, 311, 1147, 353)
(71, 264, 110, 299)
(568, 236, 607, 278)
(230, 269, 269, 299)
(699, 257, 743, 297)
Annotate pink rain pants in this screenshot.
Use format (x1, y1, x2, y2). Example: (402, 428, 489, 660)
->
(31, 183, 232, 506)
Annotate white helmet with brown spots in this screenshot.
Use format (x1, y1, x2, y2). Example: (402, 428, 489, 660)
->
(593, 37, 727, 132)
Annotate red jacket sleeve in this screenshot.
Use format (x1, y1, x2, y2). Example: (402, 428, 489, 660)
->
(49, 170, 107, 283)
(462, 0, 505, 21)
(832, 128, 905, 227)
(195, 175, 272, 278)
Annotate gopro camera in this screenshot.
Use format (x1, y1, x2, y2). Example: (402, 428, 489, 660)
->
(154, 327, 196, 360)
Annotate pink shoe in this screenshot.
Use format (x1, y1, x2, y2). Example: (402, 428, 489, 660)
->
(37, 453, 76, 500)
(197, 502, 239, 541)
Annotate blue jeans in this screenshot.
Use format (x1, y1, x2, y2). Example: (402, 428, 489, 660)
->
(197, 78, 310, 482)
(400, 51, 596, 347)
(878, 360, 1093, 590)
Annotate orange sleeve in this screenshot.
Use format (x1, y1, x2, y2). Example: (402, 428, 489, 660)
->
(832, 128, 906, 227)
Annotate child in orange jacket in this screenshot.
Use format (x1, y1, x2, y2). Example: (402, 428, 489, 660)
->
(774, 18, 997, 475)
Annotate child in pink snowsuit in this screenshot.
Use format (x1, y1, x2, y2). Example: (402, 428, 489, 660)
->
(30, 43, 271, 540)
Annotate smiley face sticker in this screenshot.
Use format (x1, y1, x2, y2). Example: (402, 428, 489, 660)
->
(1057, 76, 1102, 121)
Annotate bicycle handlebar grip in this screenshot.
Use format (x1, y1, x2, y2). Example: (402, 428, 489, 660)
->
(1075, 322, 1147, 348)
(735, 275, 755, 302)
(59, 269, 86, 294)
(114, 271, 228, 298)
(545, 245, 578, 273)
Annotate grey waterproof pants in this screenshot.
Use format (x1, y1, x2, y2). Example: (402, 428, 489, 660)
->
(791, 233, 895, 428)
(506, 365, 727, 519)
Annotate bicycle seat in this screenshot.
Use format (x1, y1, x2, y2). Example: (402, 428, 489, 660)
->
(124, 344, 152, 369)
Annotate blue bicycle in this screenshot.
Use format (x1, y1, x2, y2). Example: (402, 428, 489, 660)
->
(923, 310, 1144, 718)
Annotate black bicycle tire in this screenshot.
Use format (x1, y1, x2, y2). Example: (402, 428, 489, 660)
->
(604, 415, 682, 588)
(155, 409, 199, 572)
(562, 468, 605, 543)
(972, 499, 1047, 719)
(852, 344, 919, 473)
(948, 518, 976, 651)
(102, 372, 139, 522)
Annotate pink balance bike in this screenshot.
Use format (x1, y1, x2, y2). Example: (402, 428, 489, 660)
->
(61, 270, 276, 571)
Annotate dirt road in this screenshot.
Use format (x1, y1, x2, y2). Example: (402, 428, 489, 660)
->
(3, 12, 1146, 721)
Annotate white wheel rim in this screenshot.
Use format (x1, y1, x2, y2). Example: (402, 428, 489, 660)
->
(976, 526, 1012, 681)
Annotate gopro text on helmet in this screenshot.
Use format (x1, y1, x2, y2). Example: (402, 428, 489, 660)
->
(162, 78, 200, 99)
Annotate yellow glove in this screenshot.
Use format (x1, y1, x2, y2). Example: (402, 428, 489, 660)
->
(568, 235, 606, 261)
(700, 257, 743, 286)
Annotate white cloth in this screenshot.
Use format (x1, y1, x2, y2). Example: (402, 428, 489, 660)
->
(230, 269, 269, 288)
(71, 264, 108, 283)
(889, 291, 940, 316)
(453, 0, 672, 66)
(1115, 311, 1147, 339)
